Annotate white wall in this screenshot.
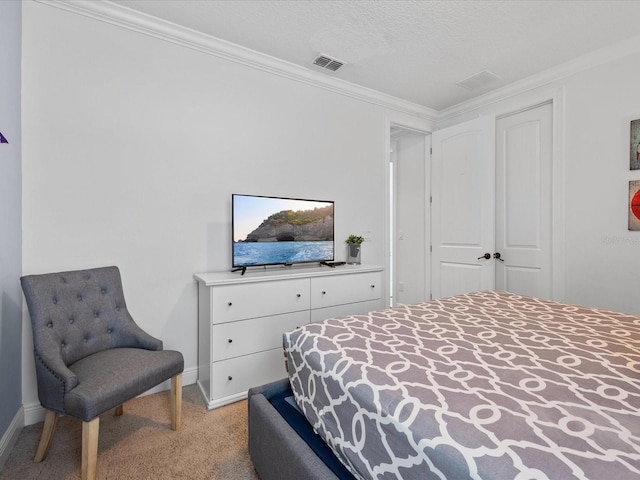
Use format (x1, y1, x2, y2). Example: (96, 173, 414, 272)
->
(20, 2, 430, 421)
(561, 53, 640, 312)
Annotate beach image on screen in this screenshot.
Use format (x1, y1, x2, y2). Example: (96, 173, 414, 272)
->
(233, 195, 334, 267)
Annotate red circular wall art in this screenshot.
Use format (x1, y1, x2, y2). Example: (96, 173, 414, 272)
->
(632, 189, 640, 220)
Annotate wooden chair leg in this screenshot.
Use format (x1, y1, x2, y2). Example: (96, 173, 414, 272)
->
(114, 405, 123, 416)
(82, 417, 100, 480)
(171, 373, 182, 430)
(34, 409, 58, 462)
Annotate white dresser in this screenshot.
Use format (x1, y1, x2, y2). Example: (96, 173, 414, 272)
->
(194, 264, 384, 409)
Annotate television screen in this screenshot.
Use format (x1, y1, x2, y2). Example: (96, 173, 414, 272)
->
(232, 194, 335, 269)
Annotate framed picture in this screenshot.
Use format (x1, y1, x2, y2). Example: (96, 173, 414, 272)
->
(630, 119, 640, 170)
(630, 180, 640, 231)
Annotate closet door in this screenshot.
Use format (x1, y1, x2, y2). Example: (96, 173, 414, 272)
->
(431, 116, 495, 299)
(431, 105, 553, 300)
(495, 103, 553, 297)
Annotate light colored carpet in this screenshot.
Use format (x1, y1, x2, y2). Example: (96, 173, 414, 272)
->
(0, 384, 260, 479)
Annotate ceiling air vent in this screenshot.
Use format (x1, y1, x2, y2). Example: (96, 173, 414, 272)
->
(313, 54, 346, 72)
(456, 70, 501, 91)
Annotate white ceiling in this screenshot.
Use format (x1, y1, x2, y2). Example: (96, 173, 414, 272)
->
(110, 0, 640, 111)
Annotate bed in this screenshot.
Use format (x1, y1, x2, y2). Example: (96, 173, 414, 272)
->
(266, 290, 640, 480)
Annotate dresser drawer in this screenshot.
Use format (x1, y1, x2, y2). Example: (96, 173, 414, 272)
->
(211, 278, 310, 323)
(212, 310, 309, 361)
(211, 349, 287, 399)
(310, 298, 383, 323)
(311, 271, 382, 309)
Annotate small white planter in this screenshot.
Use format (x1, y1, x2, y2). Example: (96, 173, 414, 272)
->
(346, 243, 362, 264)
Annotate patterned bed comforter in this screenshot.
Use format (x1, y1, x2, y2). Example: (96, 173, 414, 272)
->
(283, 291, 640, 480)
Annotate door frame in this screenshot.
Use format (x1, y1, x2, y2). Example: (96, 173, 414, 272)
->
(389, 127, 432, 306)
(385, 122, 432, 308)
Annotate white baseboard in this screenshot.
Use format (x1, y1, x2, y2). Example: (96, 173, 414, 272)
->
(23, 366, 199, 426)
(24, 402, 45, 427)
(0, 406, 25, 470)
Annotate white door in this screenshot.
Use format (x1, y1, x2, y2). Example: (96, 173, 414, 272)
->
(495, 103, 553, 297)
(431, 116, 495, 299)
(431, 105, 553, 300)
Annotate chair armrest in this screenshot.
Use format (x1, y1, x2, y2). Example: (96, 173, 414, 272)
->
(113, 317, 163, 351)
(128, 323, 163, 350)
(34, 350, 78, 414)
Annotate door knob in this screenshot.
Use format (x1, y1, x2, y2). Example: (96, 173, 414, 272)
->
(493, 252, 504, 262)
(477, 253, 491, 260)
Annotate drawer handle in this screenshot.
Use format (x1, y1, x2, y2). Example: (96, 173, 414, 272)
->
(228, 338, 233, 343)
(228, 376, 233, 381)
(322, 291, 326, 295)
(227, 302, 233, 306)
(371, 284, 376, 288)
(296, 293, 301, 298)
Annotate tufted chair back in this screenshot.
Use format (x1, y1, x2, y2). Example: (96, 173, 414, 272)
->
(21, 266, 163, 414)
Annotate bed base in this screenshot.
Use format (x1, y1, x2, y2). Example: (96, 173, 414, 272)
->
(248, 378, 340, 480)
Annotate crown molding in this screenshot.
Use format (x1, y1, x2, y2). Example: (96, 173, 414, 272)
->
(438, 33, 640, 124)
(35, 0, 438, 122)
(35, 0, 640, 126)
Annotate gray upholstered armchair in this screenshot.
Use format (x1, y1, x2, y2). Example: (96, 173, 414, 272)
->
(21, 266, 184, 480)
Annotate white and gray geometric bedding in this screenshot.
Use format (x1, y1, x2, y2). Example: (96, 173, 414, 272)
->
(283, 291, 640, 480)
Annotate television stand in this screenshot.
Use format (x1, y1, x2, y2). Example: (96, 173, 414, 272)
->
(230, 266, 247, 275)
(194, 264, 383, 410)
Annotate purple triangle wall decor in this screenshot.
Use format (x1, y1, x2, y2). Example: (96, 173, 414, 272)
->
(0, 131, 8, 144)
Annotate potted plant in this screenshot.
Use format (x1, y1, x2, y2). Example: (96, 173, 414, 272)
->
(345, 234, 364, 264)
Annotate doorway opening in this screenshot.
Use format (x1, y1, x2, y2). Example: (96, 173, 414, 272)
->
(389, 125, 431, 307)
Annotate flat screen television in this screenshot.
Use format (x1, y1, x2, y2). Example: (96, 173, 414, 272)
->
(232, 194, 334, 272)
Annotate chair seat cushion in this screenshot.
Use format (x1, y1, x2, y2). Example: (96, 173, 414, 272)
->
(64, 347, 184, 421)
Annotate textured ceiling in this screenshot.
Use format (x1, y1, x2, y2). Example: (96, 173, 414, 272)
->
(111, 0, 640, 111)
